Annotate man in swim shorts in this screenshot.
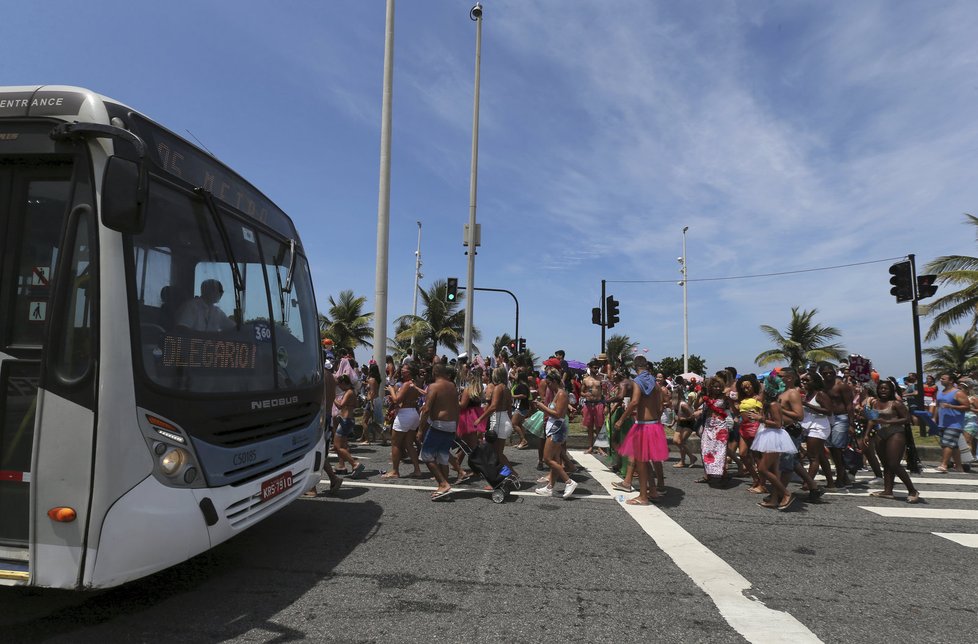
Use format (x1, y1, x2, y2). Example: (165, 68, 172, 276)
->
(418, 364, 460, 499)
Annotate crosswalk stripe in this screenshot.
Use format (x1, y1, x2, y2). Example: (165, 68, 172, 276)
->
(571, 450, 823, 644)
(320, 478, 617, 501)
(932, 533, 978, 548)
(825, 490, 978, 501)
(860, 507, 978, 520)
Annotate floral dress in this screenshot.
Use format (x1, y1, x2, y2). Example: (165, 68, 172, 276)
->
(700, 397, 730, 477)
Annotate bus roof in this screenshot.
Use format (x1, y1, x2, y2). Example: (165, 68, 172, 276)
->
(0, 85, 300, 242)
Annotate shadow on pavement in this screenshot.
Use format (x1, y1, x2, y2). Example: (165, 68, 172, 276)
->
(0, 497, 383, 642)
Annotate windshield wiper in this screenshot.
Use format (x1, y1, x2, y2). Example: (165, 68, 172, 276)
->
(194, 187, 243, 330)
(284, 238, 297, 294)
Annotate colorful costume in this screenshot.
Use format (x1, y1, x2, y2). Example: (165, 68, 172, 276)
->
(700, 397, 730, 477)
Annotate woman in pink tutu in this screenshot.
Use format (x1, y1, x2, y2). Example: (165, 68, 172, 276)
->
(614, 356, 669, 505)
(456, 370, 486, 450)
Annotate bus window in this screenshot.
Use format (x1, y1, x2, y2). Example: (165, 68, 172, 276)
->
(53, 210, 95, 382)
(9, 178, 71, 348)
(130, 181, 285, 394)
(260, 234, 321, 390)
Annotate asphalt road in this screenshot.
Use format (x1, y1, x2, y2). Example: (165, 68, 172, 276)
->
(1, 443, 976, 643)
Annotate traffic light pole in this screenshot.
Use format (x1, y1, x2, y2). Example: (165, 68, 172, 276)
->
(909, 254, 926, 410)
(601, 279, 607, 354)
(472, 286, 519, 345)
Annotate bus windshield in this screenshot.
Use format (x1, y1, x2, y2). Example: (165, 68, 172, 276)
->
(130, 178, 321, 395)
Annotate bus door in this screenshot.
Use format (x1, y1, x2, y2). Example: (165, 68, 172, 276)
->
(0, 155, 96, 586)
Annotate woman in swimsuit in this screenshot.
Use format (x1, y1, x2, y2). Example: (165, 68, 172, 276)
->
(800, 371, 835, 488)
(736, 375, 764, 494)
(476, 366, 516, 472)
(868, 380, 920, 503)
(382, 363, 423, 479)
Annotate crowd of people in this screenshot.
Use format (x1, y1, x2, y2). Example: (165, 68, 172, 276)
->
(308, 341, 978, 508)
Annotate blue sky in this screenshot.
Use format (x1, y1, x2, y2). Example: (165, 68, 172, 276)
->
(7, 1, 978, 377)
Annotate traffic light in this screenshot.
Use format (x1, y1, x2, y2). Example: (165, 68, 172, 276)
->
(591, 307, 602, 326)
(508, 340, 517, 354)
(888, 261, 914, 303)
(606, 295, 620, 328)
(446, 277, 458, 302)
(518, 337, 526, 354)
(917, 274, 938, 300)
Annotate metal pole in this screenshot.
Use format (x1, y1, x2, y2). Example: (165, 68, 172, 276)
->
(908, 253, 923, 471)
(682, 226, 689, 373)
(472, 286, 518, 341)
(601, 279, 607, 354)
(372, 0, 395, 368)
(462, 3, 483, 357)
(412, 220, 422, 318)
(909, 254, 925, 408)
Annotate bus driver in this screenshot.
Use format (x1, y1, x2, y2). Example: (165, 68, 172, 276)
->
(176, 279, 235, 332)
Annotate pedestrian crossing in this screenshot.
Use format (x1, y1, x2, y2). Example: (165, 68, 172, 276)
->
(825, 471, 978, 548)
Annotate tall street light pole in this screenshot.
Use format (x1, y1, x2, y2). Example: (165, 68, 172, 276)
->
(372, 0, 395, 368)
(462, 2, 483, 357)
(680, 226, 689, 373)
(412, 220, 422, 318)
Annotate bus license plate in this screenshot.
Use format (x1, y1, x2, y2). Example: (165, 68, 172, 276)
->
(260, 471, 293, 503)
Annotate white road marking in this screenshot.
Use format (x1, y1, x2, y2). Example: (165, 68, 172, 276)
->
(932, 533, 978, 548)
(825, 490, 978, 501)
(320, 478, 616, 501)
(571, 450, 822, 644)
(860, 507, 978, 520)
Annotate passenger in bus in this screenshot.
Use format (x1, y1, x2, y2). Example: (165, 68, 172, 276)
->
(175, 279, 235, 332)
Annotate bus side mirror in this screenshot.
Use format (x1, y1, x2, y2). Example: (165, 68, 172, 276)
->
(101, 156, 146, 234)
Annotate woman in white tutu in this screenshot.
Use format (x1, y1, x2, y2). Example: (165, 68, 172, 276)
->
(751, 376, 798, 511)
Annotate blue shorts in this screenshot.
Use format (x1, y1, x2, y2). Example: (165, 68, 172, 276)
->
(546, 419, 568, 444)
(779, 433, 803, 472)
(420, 426, 455, 465)
(828, 415, 849, 449)
(940, 426, 964, 449)
(336, 417, 356, 438)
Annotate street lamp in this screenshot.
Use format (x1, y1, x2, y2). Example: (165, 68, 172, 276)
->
(412, 220, 422, 318)
(372, 0, 395, 369)
(678, 226, 689, 373)
(462, 2, 483, 357)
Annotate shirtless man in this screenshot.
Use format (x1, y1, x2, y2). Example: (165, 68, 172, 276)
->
(418, 364, 460, 499)
(615, 356, 669, 504)
(818, 361, 855, 487)
(582, 360, 608, 455)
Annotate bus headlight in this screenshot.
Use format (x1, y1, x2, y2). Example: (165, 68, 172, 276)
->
(160, 448, 189, 476)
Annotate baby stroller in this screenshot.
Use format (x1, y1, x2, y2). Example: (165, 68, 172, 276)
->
(455, 431, 521, 503)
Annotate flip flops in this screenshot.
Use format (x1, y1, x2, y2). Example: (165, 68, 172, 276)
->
(777, 497, 797, 512)
(327, 478, 343, 495)
(869, 491, 894, 499)
(351, 463, 365, 479)
(612, 482, 634, 493)
(906, 493, 921, 504)
(431, 488, 454, 501)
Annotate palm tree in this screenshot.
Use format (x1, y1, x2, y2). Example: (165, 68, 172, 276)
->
(386, 318, 414, 364)
(605, 334, 639, 371)
(492, 334, 514, 357)
(755, 307, 846, 370)
(394, 279, 480, 357)
(319, 290, 373, 354)
(921, 214, 978, 341)
(923, 330, 978, 375)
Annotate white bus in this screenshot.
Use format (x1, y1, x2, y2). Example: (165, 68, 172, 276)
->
(0, 86, 327, 589)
